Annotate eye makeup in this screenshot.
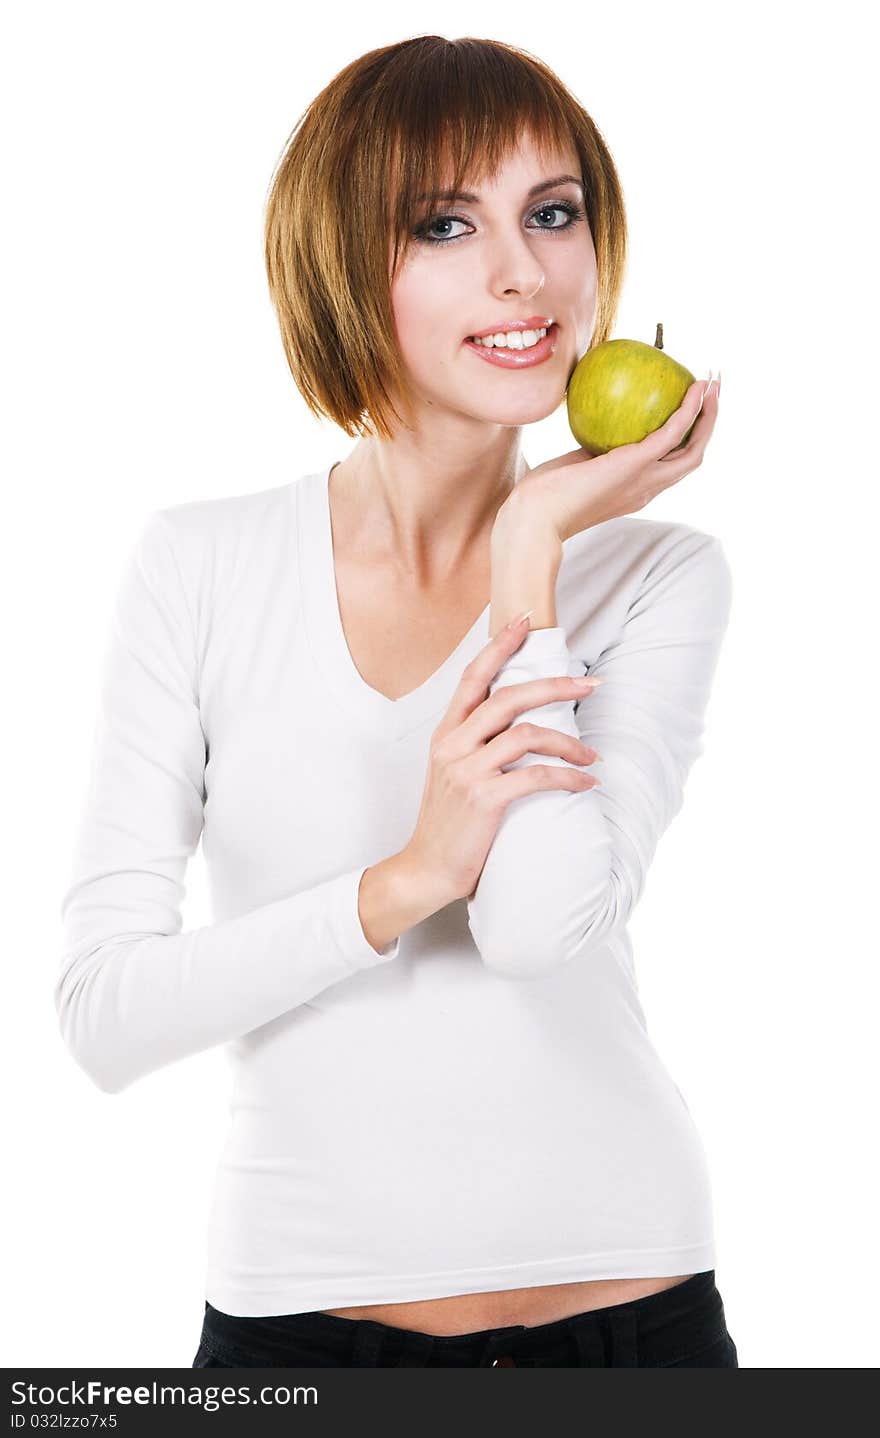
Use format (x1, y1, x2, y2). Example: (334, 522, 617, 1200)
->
(414, 199, 586, 246)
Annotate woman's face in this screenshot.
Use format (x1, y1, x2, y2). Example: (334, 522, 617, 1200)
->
(389, 131, 598, 430)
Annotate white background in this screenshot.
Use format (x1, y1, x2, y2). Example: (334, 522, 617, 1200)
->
(3, 0, 877, 1370)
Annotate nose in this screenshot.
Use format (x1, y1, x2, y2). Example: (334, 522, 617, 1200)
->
(487, 233, 545, 304)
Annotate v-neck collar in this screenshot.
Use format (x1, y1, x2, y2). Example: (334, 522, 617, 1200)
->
(295, 461, 491, 742)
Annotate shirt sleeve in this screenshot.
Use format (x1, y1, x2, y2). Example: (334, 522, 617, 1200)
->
(55, 511, 400, 1095)
(465, 529, 733, 978)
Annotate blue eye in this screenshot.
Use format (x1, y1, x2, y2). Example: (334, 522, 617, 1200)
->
(414, 200, 586, 246)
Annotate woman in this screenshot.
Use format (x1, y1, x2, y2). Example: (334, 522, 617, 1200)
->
(56, 36, 737, 1368)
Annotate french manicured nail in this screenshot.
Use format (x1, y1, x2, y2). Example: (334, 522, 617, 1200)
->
(574, 675, 605, 688)
(505, 609, 533, 630)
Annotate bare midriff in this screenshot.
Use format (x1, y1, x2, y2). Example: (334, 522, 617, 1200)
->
(320, 1275, 696, 1335)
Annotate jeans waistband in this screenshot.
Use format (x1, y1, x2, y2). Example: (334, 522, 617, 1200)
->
(202, 1270, 726, 1368)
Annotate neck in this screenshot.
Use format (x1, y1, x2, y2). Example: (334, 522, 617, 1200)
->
(334, 435, 530, 584)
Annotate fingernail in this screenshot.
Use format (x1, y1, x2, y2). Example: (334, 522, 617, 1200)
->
(506, 609, 533, 629)
(702, 370, 714, 400)
(573, 675, 599, 688)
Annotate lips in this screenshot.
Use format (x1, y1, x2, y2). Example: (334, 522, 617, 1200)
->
(464, 323, 559, 367)
(466, 315, 554, 340)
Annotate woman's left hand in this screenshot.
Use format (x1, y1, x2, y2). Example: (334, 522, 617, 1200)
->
(508, 373, 720, 544)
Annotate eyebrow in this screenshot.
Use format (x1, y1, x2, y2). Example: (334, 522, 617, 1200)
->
(416, 173, 583, 203)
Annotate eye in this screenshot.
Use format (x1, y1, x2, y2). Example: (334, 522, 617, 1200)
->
(414, 200, 586, 246)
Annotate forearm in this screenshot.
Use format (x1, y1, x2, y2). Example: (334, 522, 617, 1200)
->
(489, 494, 562, 636)
(361, 505, 563, 954)
(472, 491, 603, 974)
(56, 865, 404, 1094)
(358, 851, 456, 953)
(467, 531, 733, 980)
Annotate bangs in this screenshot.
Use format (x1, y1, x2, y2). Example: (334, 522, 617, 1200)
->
(372, 40, 584, 275)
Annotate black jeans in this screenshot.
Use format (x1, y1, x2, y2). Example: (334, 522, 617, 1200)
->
(192, 1270, 739, 1367)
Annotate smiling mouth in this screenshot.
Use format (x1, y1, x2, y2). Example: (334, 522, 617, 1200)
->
(463, 322, 560, 366)
(465, 324, 553, 348)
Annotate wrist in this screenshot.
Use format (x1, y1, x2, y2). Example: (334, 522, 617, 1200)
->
(395, 844, 461, 916)
(388, 846, 458, 923)
(490, 497, 562, 637)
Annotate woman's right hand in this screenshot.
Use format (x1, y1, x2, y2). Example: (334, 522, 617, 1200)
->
(402, 616, 603, 905)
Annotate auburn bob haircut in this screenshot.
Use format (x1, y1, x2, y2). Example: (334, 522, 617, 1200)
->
(263, 35, 628, 441)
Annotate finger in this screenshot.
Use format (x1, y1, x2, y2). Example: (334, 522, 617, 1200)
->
(643, 378, 709, 461)
(437, 615, 537, 735)
(494, 762, 602, 803)
(480, 721, 600, 772)
(441, 671, 602, 752)
(656, 384, 719, 469)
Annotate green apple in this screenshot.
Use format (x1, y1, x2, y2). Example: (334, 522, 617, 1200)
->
(566, 323, 697, 455)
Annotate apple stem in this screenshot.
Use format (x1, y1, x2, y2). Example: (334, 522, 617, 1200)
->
(655, 322, 664, 350)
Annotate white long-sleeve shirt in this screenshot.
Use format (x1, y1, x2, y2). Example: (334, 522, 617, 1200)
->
(56, 460, 733, 1317)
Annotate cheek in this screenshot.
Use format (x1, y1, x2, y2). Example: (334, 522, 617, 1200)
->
(565, 250, 598, 339)
(392, 267, 461, 364)
(569, 240, 598, 299)
(390, 273, 422, 350)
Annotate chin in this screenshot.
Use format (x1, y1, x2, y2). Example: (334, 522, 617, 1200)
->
(466, 390, 565, 426)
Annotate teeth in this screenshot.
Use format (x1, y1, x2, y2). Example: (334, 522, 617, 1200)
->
(471, 327, 548, 348)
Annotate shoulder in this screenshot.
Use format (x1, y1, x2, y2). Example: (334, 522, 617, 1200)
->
(140, 473, 314, 587)
(126, 475, 310, 635)
(150, 477, 298, 564)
